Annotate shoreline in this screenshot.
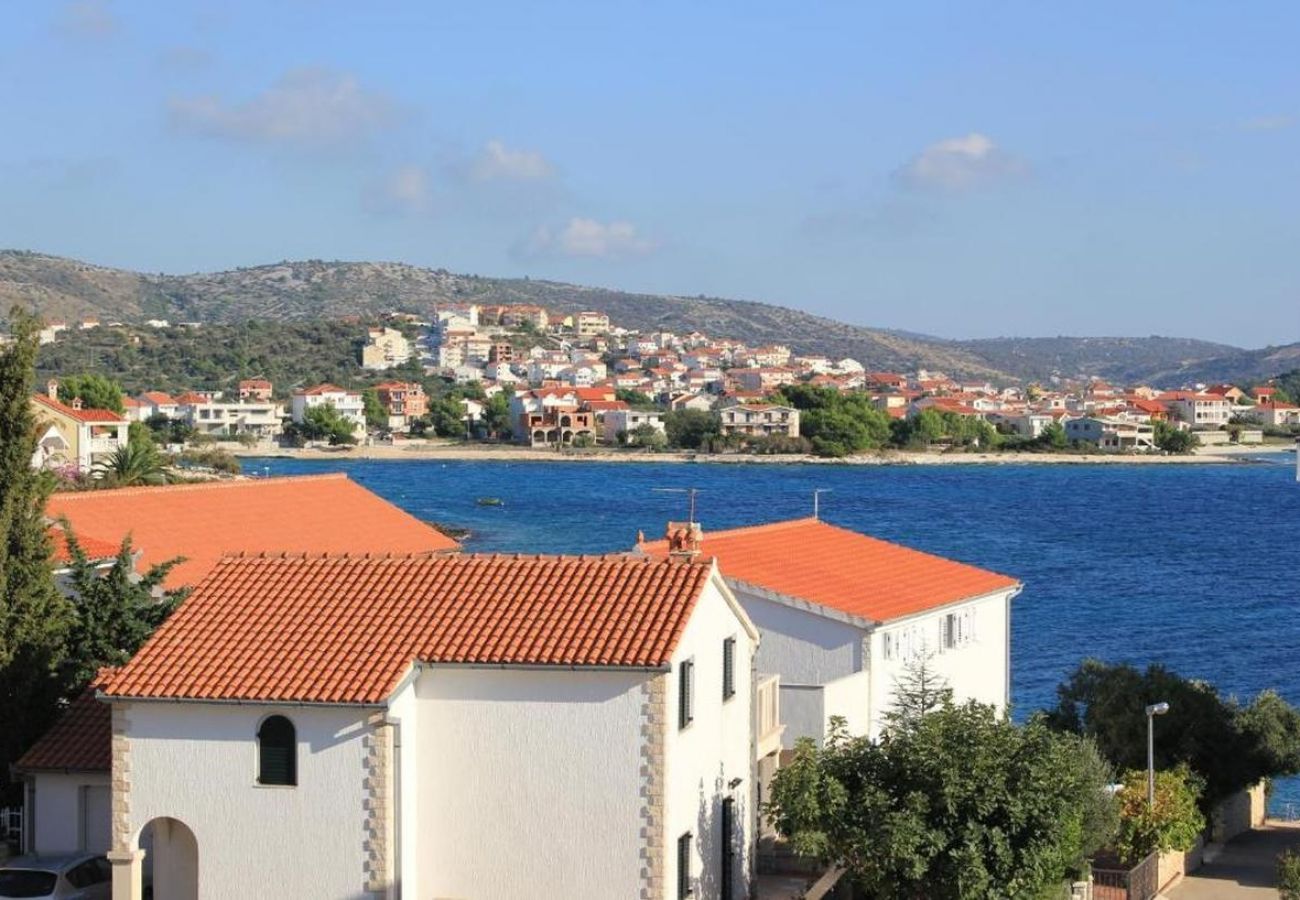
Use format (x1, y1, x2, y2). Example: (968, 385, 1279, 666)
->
(234, 442, 1291, 467)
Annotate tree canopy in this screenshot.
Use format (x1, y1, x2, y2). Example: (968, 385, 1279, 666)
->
(56, 373, 124, 413)
(767, 701, 1116, 899)
(1045, 659, 1300, 811)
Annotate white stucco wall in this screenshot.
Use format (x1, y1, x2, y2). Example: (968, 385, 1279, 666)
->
(822, 670, 871, 740)
(28, 773, 110, 855)
(734, 587, 863, 685)
(869, 590, 1012, 736)
(414, 667, 647, 900)
(122, 701, 374, 900)
(665, 576, 757, 900)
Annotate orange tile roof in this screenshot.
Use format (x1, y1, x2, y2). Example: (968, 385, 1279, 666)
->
(103, 553, 714, 703)
(15, 672, 115, 772)
(639, 518, 1018, 623)
(46, 474, 458, 588)
(32, 393, 123, 424)
(48, 526, 122, 564)
(139, 391, 177, 405)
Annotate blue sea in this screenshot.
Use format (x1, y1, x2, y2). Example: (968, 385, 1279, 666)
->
(249, 452, 1300, 811)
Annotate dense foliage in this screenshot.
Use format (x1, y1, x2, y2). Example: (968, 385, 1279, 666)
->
(1279, 848, 1300, 900)
(285, 403, 358, 446)
(0, 309, 73, 804)
(55, 528, 187, 693)
(1112, 765, 1206, 864)
(1153, 419, 1201, 453)
(766, 701, 1116, 898)
(56, 373, 125, 413)
(1045, 659, 1300, 811)
(663, 409, 721, 449)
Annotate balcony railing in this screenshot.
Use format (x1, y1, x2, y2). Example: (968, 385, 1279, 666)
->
(757, 674, 784, 759)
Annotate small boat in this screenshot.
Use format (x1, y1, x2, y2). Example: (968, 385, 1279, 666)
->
(476, 497, 504, 507)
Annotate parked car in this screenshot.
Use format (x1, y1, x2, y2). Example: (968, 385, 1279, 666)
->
(0, 854, 110, 899)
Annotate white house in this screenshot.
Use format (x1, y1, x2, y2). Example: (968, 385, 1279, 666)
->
(1064, 415, 1156, 451)
(290, 384, 366, 434)
(603, 407, 667, 444)
(30, 386, 129, 473)
(29, 552, 759, 900)
(639, 518, 1021, 746)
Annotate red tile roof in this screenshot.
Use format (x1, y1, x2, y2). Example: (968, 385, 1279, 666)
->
(139, 391, 177, 406)
(639, 518, 1018, 623)
(48, 526, 123, 564)
(45, 474, 458, 588)
(15, 673, 114, 772)
(296, 383, 354, 396)
(103, 553, 714, 704)
(32, 393, 123, 424)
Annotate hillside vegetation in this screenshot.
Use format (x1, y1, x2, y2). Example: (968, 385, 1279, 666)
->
(4, 249, 1295, 386)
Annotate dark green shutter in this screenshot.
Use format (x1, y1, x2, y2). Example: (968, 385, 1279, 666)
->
(678, 831, 692, 899)
(722, 637, 736, 700)
(258, 715, 297, 785)
(679, 660, 694, 728)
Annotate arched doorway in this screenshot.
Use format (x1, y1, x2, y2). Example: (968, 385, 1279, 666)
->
(137, 817, 197, 900)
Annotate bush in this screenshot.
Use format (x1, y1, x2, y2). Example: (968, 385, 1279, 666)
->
(1113, 765, 1205, 864)
(1278, 849, 1300, 900)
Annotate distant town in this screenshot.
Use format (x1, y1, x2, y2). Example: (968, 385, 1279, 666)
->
(21, 302, 1300, 477)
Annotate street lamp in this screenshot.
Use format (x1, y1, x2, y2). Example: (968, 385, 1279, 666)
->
(1146, 701, 1170, 808)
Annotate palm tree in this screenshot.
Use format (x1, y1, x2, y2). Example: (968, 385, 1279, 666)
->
(93, 443, 167, 486)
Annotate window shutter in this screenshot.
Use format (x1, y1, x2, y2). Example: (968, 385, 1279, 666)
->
(722, 638, 736, 700)
(721, 797, 735, 899)
(257, 715, 297, 786)
(678, 831, 693, 899)
(679, 660, 694, 728)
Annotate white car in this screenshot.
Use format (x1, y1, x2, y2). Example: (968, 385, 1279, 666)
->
(0, 854, 111, 899)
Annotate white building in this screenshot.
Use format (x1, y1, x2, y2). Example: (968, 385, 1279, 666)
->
(603, 407, 667, 444)
(27, 553, 759, 900)
(361, 327, 413, 371)
(30, 386, 129, 473)
(176, 395, 283, 438)
(290, 384, 366, 434)
(639, 518, 1021, 745)
(1064, 415, 1156, 451)
(718, 404, 801, 438)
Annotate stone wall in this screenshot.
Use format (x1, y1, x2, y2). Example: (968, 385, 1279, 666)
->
(1212, 781, 1267, 843)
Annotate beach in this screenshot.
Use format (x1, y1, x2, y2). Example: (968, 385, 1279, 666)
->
(234, 440, 1289, 466)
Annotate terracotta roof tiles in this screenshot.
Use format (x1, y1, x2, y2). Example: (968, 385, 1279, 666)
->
(46, 474, 457, 588)
(15, 672, 115, 772)
(103, 553, 714, 704)
(639, 518, 1018, 623)
(31, 393, 123, 424)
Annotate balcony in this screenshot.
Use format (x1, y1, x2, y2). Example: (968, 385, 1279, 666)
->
(757, 674, 784, 760)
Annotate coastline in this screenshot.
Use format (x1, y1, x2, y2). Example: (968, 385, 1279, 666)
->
(234, 441, 1290, 466)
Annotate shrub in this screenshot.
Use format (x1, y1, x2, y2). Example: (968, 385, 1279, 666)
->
(1113, 765, 1205, 864)
(1278, 849, 1300, 900)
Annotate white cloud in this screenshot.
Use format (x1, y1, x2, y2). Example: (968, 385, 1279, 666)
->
(169, 67, 398, 147)
(364, 164, 433, 215)
(57, 0, 118, 39)
(523, 218, 656, 259)
(896, 133, 1028, 191)
(1241, 114, 1294, 132)
(467, 140, 555, 182)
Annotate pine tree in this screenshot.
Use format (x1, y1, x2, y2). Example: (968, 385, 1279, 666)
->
(883, 653, 954, 731)
(56, 527, 186, 696)
(0, 307, 74, 803)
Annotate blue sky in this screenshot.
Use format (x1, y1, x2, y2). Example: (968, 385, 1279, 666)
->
(2, 1, 1297, 345)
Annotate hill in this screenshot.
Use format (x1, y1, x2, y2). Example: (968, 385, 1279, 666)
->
(0, 250, 1011, 381)
(3, 250, 1293, 386)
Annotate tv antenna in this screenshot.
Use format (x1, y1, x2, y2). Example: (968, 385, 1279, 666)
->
(813, 488, 831, 520)
(653, 487, 702, 524)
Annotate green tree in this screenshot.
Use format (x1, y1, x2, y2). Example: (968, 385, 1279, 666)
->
(615, 388, 659, 410)
(482, 393, 511, 439)
(1153, 420, 1200, 453)
(1278, 849, 1300, 900)
(1038, 421, 1068, 449)
(362, 388, 388, 431)
(1113, 765, 1205, 864)
(55, 527, 187, 696)
(1045, 659, 1300, 811)
(426, 396, 468, 438)
(0, 308, 74, 804)
(56, 374, 125, 413)
(627, 422, 667, 450)
(663, 409, 720, 449)
(883, 655, 953, 730)
(766, 702, 1116, 898)
(293, 403, 359, 445)
(94, 442, 167, 486)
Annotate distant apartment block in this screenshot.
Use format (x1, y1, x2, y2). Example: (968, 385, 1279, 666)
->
(361, 327, 413, 370)
(291, 384, 366, 434)
(718, 403, 801, 438)
(374, 381, 428, 430)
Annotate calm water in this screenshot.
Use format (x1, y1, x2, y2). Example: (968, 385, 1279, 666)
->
(250, 453, 1300, 809)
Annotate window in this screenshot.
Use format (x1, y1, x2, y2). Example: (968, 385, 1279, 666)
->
(677, 831, 693, 898)
(679, 659, 694, 729)
(257, 715, 297, 785)
(720, 797, 735, 899)
(722, 638, 736, 701)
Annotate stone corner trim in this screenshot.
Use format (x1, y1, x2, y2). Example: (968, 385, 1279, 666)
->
(362, 722, 393, 898)
(639, 674, 667, 900)
(110, 703, 131, 853)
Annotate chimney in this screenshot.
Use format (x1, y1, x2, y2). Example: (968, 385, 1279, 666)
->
(46, 379, 58, 401)
(71, 397, 83, 411)
(664, 521, 703, 559)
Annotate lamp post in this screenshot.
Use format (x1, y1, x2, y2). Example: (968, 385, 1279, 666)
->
(1146, 701, 1170, 808)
